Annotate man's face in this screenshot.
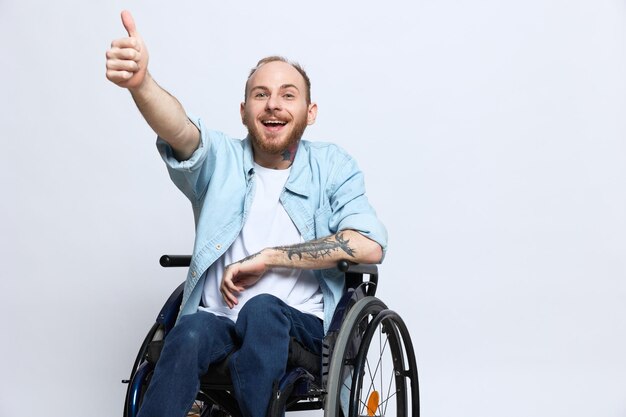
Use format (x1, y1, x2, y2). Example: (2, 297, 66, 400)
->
(241, 61, 317, 157)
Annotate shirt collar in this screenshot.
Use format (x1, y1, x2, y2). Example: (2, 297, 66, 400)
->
(243, 137, 311, 197)
(284, 140, 311, 197)
(242, 136, 255, 179)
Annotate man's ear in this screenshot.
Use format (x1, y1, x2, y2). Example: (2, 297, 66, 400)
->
(240, 102, 246, 124)
(307, 103, 318, 125)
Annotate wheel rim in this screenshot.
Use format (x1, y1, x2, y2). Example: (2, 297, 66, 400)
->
(350, 310, 416, 417)
(324, 297, 419, 417)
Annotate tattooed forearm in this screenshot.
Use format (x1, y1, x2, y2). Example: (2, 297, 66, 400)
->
(235, 252, 260, 264)
(272, 232, 356, 261)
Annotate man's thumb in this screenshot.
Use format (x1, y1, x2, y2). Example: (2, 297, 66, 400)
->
(121, 10, 138, 37)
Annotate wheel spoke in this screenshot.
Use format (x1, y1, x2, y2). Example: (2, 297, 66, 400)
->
(383, 365, 397, 415)
(360, 325, 394, 416)
(378, 389, 399, 414)
(379, 325, 383, 402)
(364, 332, 390, 404)
(363, 357, 376, 414)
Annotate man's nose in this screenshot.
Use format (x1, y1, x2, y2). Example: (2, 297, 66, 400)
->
(265, 94, 282, 111)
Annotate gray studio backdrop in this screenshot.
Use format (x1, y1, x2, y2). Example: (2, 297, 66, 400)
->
(1, 1, 625, 416)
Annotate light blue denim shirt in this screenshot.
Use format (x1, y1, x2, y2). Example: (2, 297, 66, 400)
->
(157, 117, 387, 333)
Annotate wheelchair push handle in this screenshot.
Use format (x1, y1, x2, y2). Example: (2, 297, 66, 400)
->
(159, 255, 192, 267)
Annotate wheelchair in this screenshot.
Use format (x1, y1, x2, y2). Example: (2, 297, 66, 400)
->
(122, 256, 419, 417)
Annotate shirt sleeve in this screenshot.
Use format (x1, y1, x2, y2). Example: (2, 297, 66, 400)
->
(156, 116, 218, 204)
(328, 151, 388, 261)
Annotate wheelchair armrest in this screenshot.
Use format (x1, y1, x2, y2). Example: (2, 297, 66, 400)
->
(337, 260, 378, 276)
(338, 260, 378, 296)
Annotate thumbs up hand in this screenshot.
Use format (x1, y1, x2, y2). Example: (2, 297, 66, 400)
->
(106, 10, 149, 89)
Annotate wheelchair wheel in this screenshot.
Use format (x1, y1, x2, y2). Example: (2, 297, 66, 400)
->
(123, 323, 216, 417)
(124, 322, 160, 417)
(324, 297, 419, 417)
(126, 366, 214, 417)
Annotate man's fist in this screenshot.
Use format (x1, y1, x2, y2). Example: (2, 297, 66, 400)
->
(105, 10, 149, 89)
(220, 252, 269, 309)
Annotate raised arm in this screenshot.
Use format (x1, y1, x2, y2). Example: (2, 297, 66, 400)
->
(105, 10, 199, 160)
(220, 230, 383, 308)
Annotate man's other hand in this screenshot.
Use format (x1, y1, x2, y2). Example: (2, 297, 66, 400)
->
(220, 252, 268, 309)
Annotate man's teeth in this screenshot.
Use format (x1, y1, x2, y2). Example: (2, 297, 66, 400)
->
(263, 120, 287, 126)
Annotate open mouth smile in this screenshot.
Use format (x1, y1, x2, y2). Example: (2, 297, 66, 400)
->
(261, 119, 288, 132)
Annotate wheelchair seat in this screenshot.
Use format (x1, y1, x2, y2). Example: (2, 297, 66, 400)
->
(123, 257, 419, 417)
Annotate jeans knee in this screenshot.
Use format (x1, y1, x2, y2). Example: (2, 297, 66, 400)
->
(241, 294, 283, 315)
(167, 314, 207, 351)
(237, 294, 288, 331)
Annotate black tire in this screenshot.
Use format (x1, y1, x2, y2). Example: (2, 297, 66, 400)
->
(123, 323, 214, 417)
(324, 297, 419, 417)
(124, 323, 160, 417)
(126, 366, 214, 417)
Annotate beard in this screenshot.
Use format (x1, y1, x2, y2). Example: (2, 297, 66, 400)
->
(245, 114, 308, 155)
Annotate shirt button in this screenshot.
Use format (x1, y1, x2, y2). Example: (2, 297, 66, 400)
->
(191, 271, 197, 277)
(215, 244, 222, 250)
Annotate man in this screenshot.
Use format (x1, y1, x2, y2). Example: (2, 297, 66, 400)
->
(106, 10, 387, 417)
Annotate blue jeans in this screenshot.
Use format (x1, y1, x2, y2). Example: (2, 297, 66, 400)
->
(137, 294, 324, 417)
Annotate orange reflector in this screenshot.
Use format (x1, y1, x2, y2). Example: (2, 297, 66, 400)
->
(366, 390, 380, 416)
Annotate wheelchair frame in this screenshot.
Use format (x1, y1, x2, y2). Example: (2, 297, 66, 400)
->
(122, 256, 419, 417)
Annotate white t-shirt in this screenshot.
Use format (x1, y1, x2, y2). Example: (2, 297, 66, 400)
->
(199, 163, 324, 322)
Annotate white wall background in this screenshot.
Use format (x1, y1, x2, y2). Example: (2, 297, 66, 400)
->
(1, 1, 625, 416)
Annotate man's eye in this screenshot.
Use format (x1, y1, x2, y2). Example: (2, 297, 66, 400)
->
(255, 92, 268, 98)
(283, 93, 295, 99)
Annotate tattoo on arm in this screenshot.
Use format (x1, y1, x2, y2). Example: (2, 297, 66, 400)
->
(272, 232, 356, 261)
(235, 252, 260, 264)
